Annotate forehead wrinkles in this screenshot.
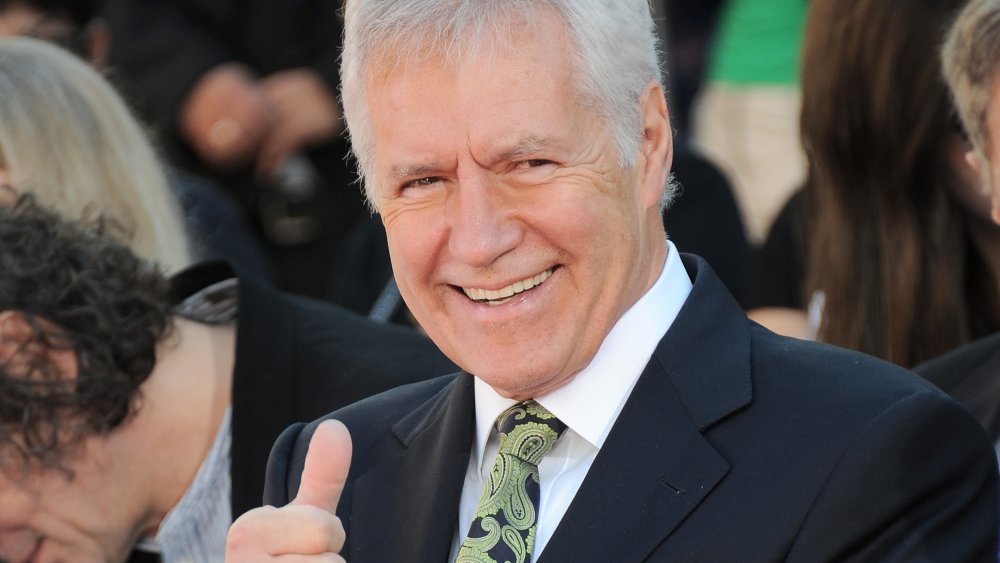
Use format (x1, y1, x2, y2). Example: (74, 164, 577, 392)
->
(366, 19, 579, 180)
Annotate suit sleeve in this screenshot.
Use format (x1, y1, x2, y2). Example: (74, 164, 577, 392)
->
(262, 421, 308, 507)
(786, 390, 998, 562)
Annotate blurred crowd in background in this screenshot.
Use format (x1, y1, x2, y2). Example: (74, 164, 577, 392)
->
(1, 0, 999, 559)
(0, 0, 994, 413)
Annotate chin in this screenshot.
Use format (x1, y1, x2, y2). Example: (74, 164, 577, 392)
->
(475, 362, 572, 400)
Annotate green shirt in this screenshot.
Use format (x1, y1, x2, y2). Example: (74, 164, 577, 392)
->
(707, 0, 807, 85)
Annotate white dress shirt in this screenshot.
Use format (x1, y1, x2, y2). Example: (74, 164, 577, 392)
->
(450, 240, 693, 560)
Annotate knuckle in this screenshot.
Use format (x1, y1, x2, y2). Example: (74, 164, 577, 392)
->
(225, 522, 255, 551)
(298, 509, 344, 553)
(226, 505, 276, 550)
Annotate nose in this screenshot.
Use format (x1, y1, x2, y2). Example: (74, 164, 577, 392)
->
(446, 172, 521, 268)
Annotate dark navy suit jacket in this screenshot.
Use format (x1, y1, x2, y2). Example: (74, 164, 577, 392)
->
(916, 331, 1000, 443)
(264, 256, 997, 562)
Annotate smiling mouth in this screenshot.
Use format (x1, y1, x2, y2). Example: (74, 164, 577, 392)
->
(461, 267, 555, 305)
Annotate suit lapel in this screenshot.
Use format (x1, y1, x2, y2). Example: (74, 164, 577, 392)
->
(541, 255, 752, 562)
(348, 374, 476, 562)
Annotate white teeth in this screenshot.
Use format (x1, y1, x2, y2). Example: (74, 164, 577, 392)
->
(463, 268, 553, 303)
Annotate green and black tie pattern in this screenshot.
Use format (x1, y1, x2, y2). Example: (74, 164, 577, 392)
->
(456, 400, 567, 563)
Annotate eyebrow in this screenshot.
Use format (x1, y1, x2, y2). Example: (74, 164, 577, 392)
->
(388, 135, 557, 181)
(390, 163, 444, 181)
(495, 135, 550, 162)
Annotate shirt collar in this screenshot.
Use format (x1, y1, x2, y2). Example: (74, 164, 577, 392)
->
(471, 240, 693, 472)
(141, 405, 233, 558)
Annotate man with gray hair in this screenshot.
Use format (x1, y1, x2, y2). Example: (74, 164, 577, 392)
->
(227, 1, 997, 561)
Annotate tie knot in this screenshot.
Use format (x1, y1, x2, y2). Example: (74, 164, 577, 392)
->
(495, 400, 567, 465)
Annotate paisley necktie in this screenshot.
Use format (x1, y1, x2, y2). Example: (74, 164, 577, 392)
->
(456, 400, 567, 563)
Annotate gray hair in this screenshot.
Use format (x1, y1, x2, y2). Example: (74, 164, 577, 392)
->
(0, 37, 192, 273)
(341, 0, 675, 209)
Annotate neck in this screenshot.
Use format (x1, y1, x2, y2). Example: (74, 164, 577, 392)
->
(134, 317, 236, 537)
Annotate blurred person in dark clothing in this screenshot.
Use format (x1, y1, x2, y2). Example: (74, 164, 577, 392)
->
(102, 0, 368, 297)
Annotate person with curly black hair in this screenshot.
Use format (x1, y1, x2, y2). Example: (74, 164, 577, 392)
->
(0, 193, 456, 563)
(0, 192, 172, 472)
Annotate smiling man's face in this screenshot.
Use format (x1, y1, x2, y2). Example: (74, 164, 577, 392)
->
(368, 19, 670, 399)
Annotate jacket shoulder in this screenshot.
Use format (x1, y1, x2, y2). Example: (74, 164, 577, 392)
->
(749, 323, 943, 406)
(266, 373, 463, 504)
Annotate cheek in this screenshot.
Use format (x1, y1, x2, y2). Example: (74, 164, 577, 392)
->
(550, 186, 637, 253)
(384, 214, 442, 294)
(0, 491, 35, 528)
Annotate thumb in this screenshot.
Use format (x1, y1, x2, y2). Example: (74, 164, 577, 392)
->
(290, 419, 353, 513)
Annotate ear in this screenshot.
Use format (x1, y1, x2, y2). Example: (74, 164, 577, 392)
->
(966, 149, 1000, 224)
(636, 80, 673, 211)
(0, 311, 79, 381)
(966, 149, 985, 187)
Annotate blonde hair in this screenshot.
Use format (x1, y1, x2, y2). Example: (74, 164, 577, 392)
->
(941, 0, 1000, 159)
(0, 37, 191, 272)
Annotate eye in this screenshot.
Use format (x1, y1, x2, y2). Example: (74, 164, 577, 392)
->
(401, 176, 443, 190)
(513, 159, 555, 170)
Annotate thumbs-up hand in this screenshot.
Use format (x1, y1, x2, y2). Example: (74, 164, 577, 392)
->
(226, 420, 352, 561)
